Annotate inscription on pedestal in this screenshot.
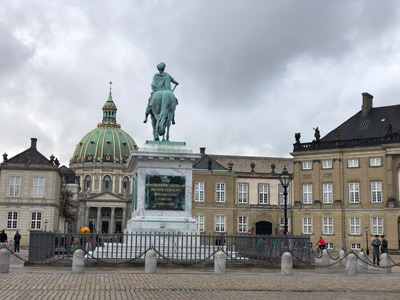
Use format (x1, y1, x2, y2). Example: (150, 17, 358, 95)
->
(145, 175, 185, 210)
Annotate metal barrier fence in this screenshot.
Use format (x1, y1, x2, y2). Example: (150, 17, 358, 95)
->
(28, 231, 311, 264)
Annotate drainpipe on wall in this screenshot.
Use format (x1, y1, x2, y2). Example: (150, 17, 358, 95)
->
(341, 151, 346, 249)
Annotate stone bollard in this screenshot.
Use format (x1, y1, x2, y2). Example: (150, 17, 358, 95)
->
(0, 249, 10, 273)
(339, 250, 346, 267)
(72, 249, 85, 274)
(345, 253, 357, 276)
(145, 249, 157, 274)
(357, 251, 368, 270)
(214, 250, 226, 274)
(322, 249, 330, 266)
(281, 252, 293, 275)
(380, 254, 392, 273)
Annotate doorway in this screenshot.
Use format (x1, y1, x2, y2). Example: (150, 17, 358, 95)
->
(255, 221, 272, 235)
(102, 221, 109, 233)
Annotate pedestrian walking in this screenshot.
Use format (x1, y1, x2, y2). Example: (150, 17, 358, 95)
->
(371, 235, 381, 265)
(14, 231, 21, 252)
(381, 235, 388, 254)
(0, 230, 7, 243)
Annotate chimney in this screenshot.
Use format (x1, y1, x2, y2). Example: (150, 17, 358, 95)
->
(361, 92, 373, 116)
(31, 138, 37, 150)
(200, 147, 206, 157)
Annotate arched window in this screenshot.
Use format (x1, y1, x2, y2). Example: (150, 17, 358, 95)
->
(84, 175, 92, 192)
(122, 176, 130, 193)
(103, 175, 112, 191)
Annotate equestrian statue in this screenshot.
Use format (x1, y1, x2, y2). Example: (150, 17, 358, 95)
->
(144, 62, 179, 141)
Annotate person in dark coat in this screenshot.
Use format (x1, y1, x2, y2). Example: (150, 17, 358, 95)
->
(381, 235, 388, 254)
(14, 231, 21, 252)
(371, 235, 381, 265)
(0, 230, 7, 243)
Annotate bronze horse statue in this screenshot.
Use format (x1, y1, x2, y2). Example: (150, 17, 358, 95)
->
(150, 90, 176, 141)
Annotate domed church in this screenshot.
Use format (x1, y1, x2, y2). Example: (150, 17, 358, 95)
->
(70, 90, 138, 233)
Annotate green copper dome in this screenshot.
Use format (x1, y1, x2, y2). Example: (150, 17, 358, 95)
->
(72, 93, 138, 163)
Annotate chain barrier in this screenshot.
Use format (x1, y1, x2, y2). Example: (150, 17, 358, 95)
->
(310, 247, 322, 259)
(82, 246, 153, 264)
(289, 249, 349, 268)
(326, 249, 340, 260)
(352, 251, 400, 269)
(221, 249, 278, 265)
(152, 247, 220, 266)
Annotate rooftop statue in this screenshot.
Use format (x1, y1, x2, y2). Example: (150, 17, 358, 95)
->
(144, 62, 179, 141)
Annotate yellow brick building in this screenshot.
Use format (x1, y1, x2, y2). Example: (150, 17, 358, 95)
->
(291, 93, 400, 252)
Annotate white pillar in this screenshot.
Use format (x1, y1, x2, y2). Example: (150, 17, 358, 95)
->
(72, 249, 85, 274)
(339, 250, 346, 267)
(112, 175, 116, 193)
(96, 207, 102, 233)
(145, 249, 157, 273)
(281, 252, 293, 275)
(0, 249, 10, 273)
(110, 207, 115, 233)
(85, 207, 90, 227)
(122, 207, 127, 230)
(381, 253, 392, 273)
(346, 253, 357, 276)
(214, 250, 226, 274)
(322, 249, 330, 266)
(357, 251, 368, 270)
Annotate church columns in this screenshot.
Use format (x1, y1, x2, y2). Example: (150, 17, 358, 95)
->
(112, 175, 116, 193)
(96, 207, 102, 233)
(85, 206, 90, 227)
(110, 207, 115, 233)
(122, 207, 127, 230)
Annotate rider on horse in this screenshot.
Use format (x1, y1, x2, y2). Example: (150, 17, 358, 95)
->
(144, 62, 179, 124)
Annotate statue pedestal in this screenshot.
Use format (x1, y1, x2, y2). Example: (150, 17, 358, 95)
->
(126, 141, 200, 234)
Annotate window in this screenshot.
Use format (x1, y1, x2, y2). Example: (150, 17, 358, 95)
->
(279, 217, 291, 232)
(322, 183, 333, 204)
(322, 160, 333, 169)
(259, 184, 269, 204)
(238, 216, 248, 233)
(194, 182, 205, 202)
(279, 185, 289, 205)
(372, 217, 383, 235)
(349, 217, 360, 235)
(122, 176, 130, 193)
(238, 183, 248, 203)
(103, 175, 112, 191)
(195, 215, 204, 232)
(369, 157, 382, 167)
(32, 177, 45, 197)
(347, 159, 359, 168)
(302, 217, 312, 234)
(7, 212, 18, 229)
(31, 212, 42, 230)
(215, 215, 225, 232)
(9, 176, 21, 197)
(348, 182, 360, 203)
(215, 183, 226, 203)
(84, 175, 91, 192)
(303, 184, 312, 204)
(302, 161, 312, 170)
(322, 216, 333, 234)
(371, 181, 382, 203)
(326, 243, 333, 250)
(351, 243, 361, 250)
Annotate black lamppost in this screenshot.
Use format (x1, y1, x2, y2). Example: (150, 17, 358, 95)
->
(279, 166, 292, 235)
(365, 225, 369, 255)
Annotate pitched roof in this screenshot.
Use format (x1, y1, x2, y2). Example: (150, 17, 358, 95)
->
(322, 105, 400, 141)
(7, 147, 52, 165)
(193, 155, 228, 171)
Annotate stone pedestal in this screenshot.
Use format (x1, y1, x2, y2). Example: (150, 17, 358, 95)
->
(281, 252, 293, 275)
(126, 141, 200, 234)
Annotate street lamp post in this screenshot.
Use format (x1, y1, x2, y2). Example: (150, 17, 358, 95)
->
(45, 219, 48, 232)
(365, 225, 369, 255)
(279, 166, 292, 235)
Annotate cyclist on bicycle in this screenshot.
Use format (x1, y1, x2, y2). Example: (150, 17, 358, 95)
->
(316, 236, 326, 251)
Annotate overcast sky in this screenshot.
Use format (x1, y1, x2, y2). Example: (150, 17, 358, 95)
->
(1, 0, 400, 167)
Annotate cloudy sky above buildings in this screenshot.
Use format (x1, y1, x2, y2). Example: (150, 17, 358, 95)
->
(1, 0, 400, 166)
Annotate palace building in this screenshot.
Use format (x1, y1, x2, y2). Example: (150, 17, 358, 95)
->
(291, 93, 400, 251)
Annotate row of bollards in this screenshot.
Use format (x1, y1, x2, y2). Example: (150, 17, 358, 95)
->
(0, 248, 393, 275)
(281, 249, 392, 276)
